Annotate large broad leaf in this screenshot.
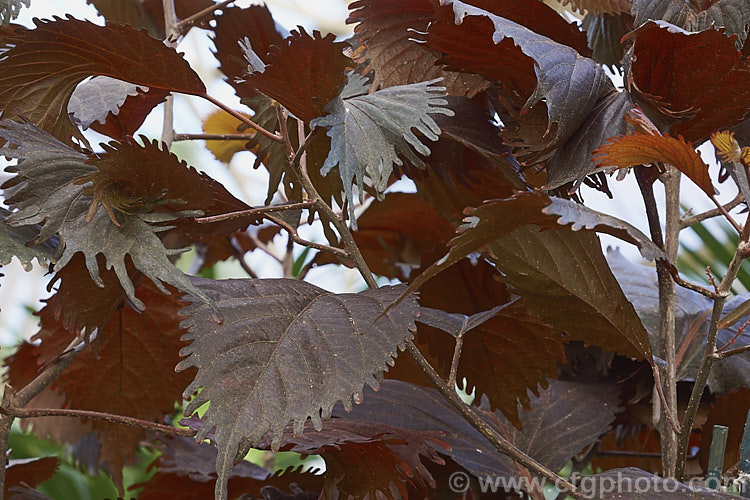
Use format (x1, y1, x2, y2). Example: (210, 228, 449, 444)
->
(625, 20, 750, 142)
(0, 17, 205, 143)
(177, 278, 419, 500)
(6, 281, 195, 488)
(0, 119, 94, 244)
(347, 0, 490, 96)
(544, 89, 633, 189)
(0, 209, 57, 270)
(311, 76, 454, 223)
(594, 132, 717, 196)
(633, 0, 750, 49)
(405, 190, 664, 297)
(0, 120, 225, 311)
(486, 225, 651, 359)
(241, 28, 350, 123)
(332, 379, 619, 493)
(425, 0, 613, 158)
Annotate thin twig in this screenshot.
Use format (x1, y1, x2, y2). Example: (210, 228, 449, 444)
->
(705, 267, 719, 294)
(3, 407, 195, 438)
(200, 93, 282, 144)
(192, 201, 315, 224)
(714, 344, 750, 360)
(716, 317, 750, 353)
(637, 166, 679, 474)
(668, 266, 720, 299)
(160, 0, 179, 148)
(229, 236, 258, 279)
(0, 334, 85, 496)
(680, 193, 744, 229)
(708, 194, 743, 234)
(676, 223, 750, 478)
(174, 133, 257, 141)
(264, 213, 350, 261)
(447, 334, 464, 388)
(175, 0, 235, 33)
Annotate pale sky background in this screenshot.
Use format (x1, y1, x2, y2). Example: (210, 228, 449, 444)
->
(0, 0, 739, 345)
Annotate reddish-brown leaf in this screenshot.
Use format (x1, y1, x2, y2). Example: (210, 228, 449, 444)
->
(6, 282, 195, 489)
(414, 259, 566, 426)
(593, 133, 716, 196)
(211, 5, 286, 100)
(462, 0, 591, 55)
(88, 88, 169, 141)
(243, 29, 350, 122)
(0, 17, 205, 142)
(347, 0, 490, 96)
(85, 137, 256, 239)
(271, 419, 449, 499)
(334, 379, 620, 491)
(5, 457, 59, 495)
(46, 254, 126, 338)
(626, 20, 750, 142)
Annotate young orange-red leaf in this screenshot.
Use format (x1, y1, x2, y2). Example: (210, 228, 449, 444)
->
(0, 17, 205, 142)
(594, 133, 716, 196)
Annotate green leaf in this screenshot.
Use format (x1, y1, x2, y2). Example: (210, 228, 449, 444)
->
(0, 0, 28, 25)
(177, 278, 419, 500)
(311, 75, 454, 223)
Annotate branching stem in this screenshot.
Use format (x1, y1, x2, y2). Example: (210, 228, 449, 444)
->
(174, 133, 257, 141)
(3, 407, 195, 438)
(192, 201, 316, 224)
(176, 0, 235, 33)
(200, 93, 282, 144)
